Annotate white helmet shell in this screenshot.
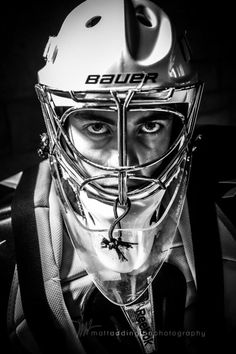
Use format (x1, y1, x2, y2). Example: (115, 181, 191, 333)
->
(38, 0, 195, 91)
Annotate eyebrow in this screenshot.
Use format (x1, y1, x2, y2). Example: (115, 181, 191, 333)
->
(73, 111, 173, 125)
(73, 111, 116, 125)
(135, 112, 173, 125)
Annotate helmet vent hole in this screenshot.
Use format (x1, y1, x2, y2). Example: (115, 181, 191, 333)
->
(85, 16, 102, 28)
(135, 6, 157, 28)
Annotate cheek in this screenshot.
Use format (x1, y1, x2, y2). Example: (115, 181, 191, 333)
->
(68, 125, 89, 153)
(154, 134, 172, 156)
(133, 128, 173, 176)
(69, 125, 108, 160)
(136, 133, 172, 162)
(69, 125, 118, 175)
(152, 124, 173, 156)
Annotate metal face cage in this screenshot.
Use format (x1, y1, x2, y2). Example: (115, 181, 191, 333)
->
(35, 82, 203, 208)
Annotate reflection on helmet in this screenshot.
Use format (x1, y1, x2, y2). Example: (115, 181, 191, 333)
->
(35, 0, 204, 305)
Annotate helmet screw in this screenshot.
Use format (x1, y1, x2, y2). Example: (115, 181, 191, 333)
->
(38, 132, 49, 159)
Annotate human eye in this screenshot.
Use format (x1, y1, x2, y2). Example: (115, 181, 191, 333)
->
(86, 122, 111, 136)
(139, 121, 162, 135)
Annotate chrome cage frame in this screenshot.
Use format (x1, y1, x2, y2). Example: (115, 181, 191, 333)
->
(35, 82, 204, 206)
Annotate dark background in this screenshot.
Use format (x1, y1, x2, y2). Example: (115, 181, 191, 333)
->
(0, 0, 235, 181)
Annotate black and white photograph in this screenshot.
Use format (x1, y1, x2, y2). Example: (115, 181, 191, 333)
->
(0, 1, 235, 353)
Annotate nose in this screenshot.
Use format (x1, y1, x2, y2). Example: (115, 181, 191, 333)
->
(106, 147, 140, 168)
(126, 144, 140, 167)
(104, 143, 151, 189)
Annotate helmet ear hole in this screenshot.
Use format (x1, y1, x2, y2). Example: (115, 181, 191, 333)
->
(135, 5, 156, 28)
(85, 16, 102, 28)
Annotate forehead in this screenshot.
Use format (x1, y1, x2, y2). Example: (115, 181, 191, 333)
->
(69, 108, 174, 124)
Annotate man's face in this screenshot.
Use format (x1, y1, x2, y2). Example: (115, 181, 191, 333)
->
(67, 109, 174, 188)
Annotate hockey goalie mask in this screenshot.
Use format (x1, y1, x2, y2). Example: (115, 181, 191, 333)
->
(35, 0, 203, 305)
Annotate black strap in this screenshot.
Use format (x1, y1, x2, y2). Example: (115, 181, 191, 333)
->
(11, 163, 72, 354)
(187, 133, 224, 353)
